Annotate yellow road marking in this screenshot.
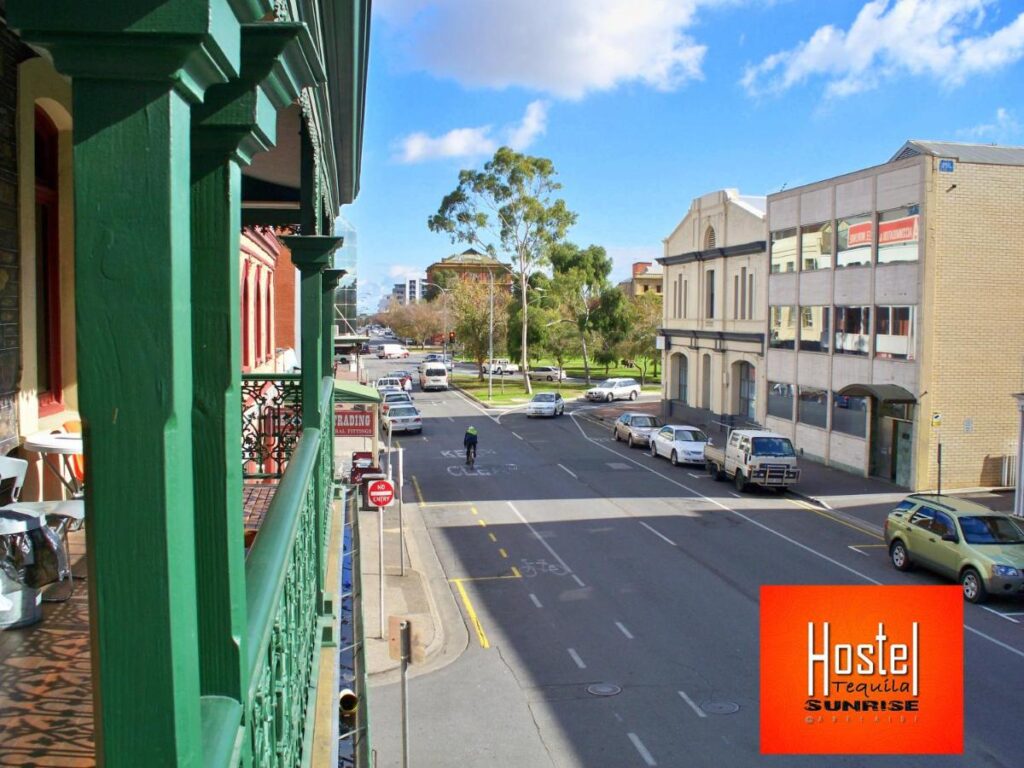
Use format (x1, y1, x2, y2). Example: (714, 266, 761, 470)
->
(478, 519, 487, 528)
(488, 532, 497, 542)
(787, 499, 884, 541)
(453, 579, 490, 648)
(511, 566, 522, 578)
(499, 548, 508, 559)
(411, 475, 425, 505)
(471, 506, 479, 515)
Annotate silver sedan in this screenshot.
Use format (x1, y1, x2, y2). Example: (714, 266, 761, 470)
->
(612, 413, 663, 448)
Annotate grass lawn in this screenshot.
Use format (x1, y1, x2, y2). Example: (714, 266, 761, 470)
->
(451, 372, 659, 407)
(453, 356, 661, 385)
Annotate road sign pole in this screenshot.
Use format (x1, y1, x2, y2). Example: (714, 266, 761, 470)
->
(378, 504, 385, 639)
(398, 447, 405, 577)
(400, 619, 410, 768)
(387, 423, 394, 481)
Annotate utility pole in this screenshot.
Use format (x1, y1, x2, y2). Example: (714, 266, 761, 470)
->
(488, 269, 494, 404)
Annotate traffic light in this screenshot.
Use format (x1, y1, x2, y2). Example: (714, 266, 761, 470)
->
(448, 331, 456, 343)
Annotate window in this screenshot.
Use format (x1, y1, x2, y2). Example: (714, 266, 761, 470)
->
(834, 305, 871, 356)
(769, 305, 796, 349)
(705, 269, 715, 318)
(675, 355, 688, 403)
(733, 275, 739, 319)
(737, 362, 756, 421)
(932, 511, 955, 538)
(909, 507, 936, 531)
(798, 386, 828, 429)
(770, 228, 797, 273)
(768, 381, 794, 420)
(877, 205, 920, 264)
(740, 267, 748, 319)
(35, 108, 62, 414)
(875, 305, 916, 360)
(799, 306, 831, 353)
(836, 214, 872, 268)
(831, 393, 867, 437)
(801, 222, 833, 271)
(704, 225, 717, 249)
(683, 279, 688, 318)
(747, 273, 754, 319)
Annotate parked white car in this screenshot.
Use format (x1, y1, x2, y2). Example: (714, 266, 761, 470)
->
(374, 377, 404, 391)
(482, 358, 519, 374)
(526, 392, 565, 418)
(381, 391, 414, 414)
(649, 425, 709, 466)
(381, 405, 422, 434)
(585, 377, 641, 402)
(528, 366, 566, 382)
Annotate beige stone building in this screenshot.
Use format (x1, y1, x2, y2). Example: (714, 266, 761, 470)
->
(658, 189, 767, 427)
(618, 261, 663, 296)
(765, 140, 1024, 490)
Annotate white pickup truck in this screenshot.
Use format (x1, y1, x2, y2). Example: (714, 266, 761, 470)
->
(482, 358, 520, 374)
(704, 429, 801, 492)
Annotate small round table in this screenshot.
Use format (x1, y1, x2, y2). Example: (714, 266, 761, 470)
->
(23, 431, 84, 498)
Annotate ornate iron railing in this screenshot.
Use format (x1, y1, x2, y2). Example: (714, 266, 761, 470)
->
(239, 375, 336, 767)
(242, 374, 303, 479)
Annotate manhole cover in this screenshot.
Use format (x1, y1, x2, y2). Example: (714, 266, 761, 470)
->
(587, 683, 622, 697)
(702, 701, 740, 715)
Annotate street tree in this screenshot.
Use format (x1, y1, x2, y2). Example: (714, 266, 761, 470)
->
(621, 292, 663, 385)
(450, 278, 510, 379)
(428, 147, 576, 395)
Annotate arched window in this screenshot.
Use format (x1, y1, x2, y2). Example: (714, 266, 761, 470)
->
(35, 107, 62, 414)
(704, 225, 717, 250)
(675, 355, 688, 404)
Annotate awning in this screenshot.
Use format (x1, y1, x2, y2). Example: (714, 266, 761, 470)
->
(837, 383, 917, 402)
(334, 380, 381, 404)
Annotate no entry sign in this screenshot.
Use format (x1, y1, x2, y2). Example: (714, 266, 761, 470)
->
(367, 479, 395, 507)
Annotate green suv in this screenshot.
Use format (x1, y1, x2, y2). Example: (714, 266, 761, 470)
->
(884, 494, 1024, 603)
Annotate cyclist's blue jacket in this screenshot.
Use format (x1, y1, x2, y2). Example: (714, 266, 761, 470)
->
(464, 431, 478, 448)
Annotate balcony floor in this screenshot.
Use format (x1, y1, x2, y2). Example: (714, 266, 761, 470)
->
(0, 528, 94, 767)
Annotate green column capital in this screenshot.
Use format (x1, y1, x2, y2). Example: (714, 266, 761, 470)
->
(323, 269, 347, 291)
(8, 0, 247, 103)
(283, 235, 344, 274)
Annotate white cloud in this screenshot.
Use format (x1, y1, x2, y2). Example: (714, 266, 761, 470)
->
(742, 0, 1024, 98)
(387, 264, 427, 280)
(375, 0, 714, 99)
(957, 106, 1021, 139)
(393, 100, 549, 163)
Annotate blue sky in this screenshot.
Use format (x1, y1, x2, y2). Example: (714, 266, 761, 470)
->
(345, 0, 1024, 311)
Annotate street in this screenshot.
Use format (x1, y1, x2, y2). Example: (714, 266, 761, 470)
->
(365, 355, 1024, 768)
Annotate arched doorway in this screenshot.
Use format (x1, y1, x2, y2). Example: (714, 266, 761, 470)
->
(735, 361, 756, 422)
(673, 354, 688, 405)
(701, 354, 712, 410)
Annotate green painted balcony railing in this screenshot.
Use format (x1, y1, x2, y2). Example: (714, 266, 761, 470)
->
(242, 373, 303, 479)
(200, 375, 335, 767)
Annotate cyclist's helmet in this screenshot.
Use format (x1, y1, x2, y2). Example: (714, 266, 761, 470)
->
(466, 426, 477, 435)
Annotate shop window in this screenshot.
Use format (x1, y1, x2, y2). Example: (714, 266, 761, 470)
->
(768, 381, 794, 420)
(836, 213, 873, 268)
(875, 305, 916, 360)
(769, 305, 796, 349)
(877, 205, 920, 264)
(834, 305, 870, 356)
(798, 386, 828, 429)
(832, 394, 867, 437)
(770, 228, 797, 273)
(799, 306, 831, 353)
(801, 222, 833, 271)
(35, 107, 62, 415)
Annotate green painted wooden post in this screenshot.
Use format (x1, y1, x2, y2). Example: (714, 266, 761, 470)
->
(6, 3, 242, 763)
(323, 268, 345, 376)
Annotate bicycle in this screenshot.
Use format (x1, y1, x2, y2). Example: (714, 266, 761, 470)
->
(465, 443, 477, 468)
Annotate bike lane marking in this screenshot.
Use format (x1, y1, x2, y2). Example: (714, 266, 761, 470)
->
(507, 500, 586, 588)
(557, 463, 577, 479)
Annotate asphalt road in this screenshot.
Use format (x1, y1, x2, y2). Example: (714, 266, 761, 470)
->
(365, 354, 1024, 768)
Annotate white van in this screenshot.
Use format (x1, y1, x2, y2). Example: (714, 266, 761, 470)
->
(419, 364, 449, 391)
(377, 343, 409, 359)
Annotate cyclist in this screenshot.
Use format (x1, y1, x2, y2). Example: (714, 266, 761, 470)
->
(463, 426, 478, 466)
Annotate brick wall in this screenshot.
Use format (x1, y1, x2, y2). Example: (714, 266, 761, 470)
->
(920, 158, 1024, 488)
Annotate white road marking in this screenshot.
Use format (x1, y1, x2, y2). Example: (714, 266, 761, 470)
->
(819, 499, 834, 510)
(678, 690, 707, 718)
(507, 501, 585, 587)
(529, 593, 543, 608)
(568, 648, 587, 669)
(687, 472, 703, 479)
(982, 606, 1020, 624)
(568, 413, 1024, 662)
(558, 463, 578, 479)
(729, 491, 742, 498)
(847, 545, 871, 557)
(447, 416, 454, 422)
(511, 431, 523, 440)
(639, 520, 675, 546)
(628, 733, 657, 766)
(615, 621, 634, 640)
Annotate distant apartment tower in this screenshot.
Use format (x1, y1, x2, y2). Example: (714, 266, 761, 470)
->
(764, 140, 1024, 490)
(658, 189, 767, 427)
(406, 276, 426, 304)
